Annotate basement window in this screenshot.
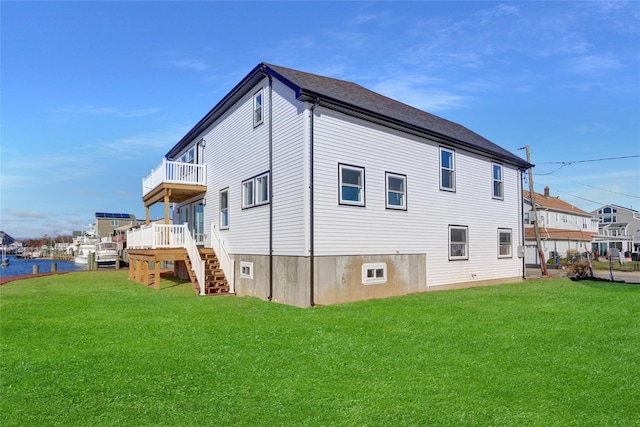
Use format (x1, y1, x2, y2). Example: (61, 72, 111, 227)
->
(362, 262, 387, 285)
(240, 261, 253, 280)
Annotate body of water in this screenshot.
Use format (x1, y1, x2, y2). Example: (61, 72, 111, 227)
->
(0, 255, 87, 278)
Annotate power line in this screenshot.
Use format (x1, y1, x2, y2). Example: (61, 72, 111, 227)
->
(538, 155, 640, 165)
(554, 175, 640, 199)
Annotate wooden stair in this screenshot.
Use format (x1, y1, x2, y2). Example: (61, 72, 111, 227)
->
(184, 247, 232, 295)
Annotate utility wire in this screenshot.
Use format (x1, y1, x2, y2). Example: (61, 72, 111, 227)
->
(554, 175, 640, 199)
(538, 154, 639, 165)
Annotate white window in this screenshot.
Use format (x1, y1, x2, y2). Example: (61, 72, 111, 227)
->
(362, 262, 387, 285)
(256, 173, 269, 205)
(339, 164, 365, 206)
(440, 148, 455, 191)
(253, 89, 263, 127)
(110, 220, 119, 226)
(492, 163, 503, 199)
(220, 188, 229, 229)
(498, 228, 512, 258)
(386, 172, 407, 210)
(242, 172, 270, 209)
(240, 261, 253, 279)
(449, 225, 468, 260)
(242, 180, 254, 208)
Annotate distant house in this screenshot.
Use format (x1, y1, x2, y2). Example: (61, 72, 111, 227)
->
(590, 205, 640, 257)
(94, 212, 140, 238)
(523, 186, 599, 265)
(128, 63, 531, 307)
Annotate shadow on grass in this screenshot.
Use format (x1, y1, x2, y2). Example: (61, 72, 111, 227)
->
(158, 276, 190, 290)
(572, 278, 640, 291)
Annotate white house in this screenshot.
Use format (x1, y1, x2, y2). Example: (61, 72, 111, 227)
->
(590, 205, 640, 258)
(523, 186, 599, 265)
(128, 63, 531, 307)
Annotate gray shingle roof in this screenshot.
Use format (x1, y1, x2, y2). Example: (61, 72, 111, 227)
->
(264, 63, 530, 168)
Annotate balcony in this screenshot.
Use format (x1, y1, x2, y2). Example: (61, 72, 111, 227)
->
(142, 159, 207, 208)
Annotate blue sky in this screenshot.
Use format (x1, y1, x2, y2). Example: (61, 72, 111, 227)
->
(1, 1, 639, 238)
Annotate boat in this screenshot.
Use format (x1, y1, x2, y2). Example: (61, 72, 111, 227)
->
(73, 226, 100, 265)
(95, 242, 118, 267)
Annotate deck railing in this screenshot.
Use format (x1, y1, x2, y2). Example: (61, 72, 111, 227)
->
(127, 223, 204, 294)
(142, 159, 207, 197)
(211, 223, 235, 294)
(127, 223, 186, 249)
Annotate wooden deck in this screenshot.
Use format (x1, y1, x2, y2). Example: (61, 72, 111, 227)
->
(127, 247, 231, 295)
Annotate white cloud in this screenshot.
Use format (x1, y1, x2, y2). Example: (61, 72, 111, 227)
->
(568, 55, 623, 74)
(54, 104, 160, 118)
(373, 77, 472, 112)
(3, 209, 46, 219)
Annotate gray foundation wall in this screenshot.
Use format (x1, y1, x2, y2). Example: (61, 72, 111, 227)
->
(232, 253, 427, 307)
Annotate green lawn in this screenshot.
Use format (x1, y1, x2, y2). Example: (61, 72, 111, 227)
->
(1, 271, 639, 426)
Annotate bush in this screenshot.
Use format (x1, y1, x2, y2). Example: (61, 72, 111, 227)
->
(547, 258, 556, 265)
(567, 261, 592, 279)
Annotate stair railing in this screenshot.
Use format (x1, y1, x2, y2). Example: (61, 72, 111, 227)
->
(211, 223, 235, 293)
(183, 223, 205, 295)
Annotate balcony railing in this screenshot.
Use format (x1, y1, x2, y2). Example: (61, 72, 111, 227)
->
(142, 159, 207, 197)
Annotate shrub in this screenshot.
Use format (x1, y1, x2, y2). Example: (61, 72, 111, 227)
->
(567, 261, 592, 279)
(547, 258, 556, 265)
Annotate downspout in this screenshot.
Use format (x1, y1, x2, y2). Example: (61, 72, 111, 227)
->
(309, 98, 320, 307)
(261, 66, 274, 301)
(520, 168, 526, 279)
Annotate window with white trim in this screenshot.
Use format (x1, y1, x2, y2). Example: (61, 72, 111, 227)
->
(240, 261, 253, 279)
(386, 172, 407, 210)
(220, 188, 229, 229)
(110, 220, 119, 226)
(498, 228, 512, 258)
(492, 163, 503, 199)
(362, 262, 387, 285)
(440, 148, 455, 191)
(256, 174, 269, 204)
(242, 172, 270, 209)
(339, 164, 365, 206)
(253, 89, 263, 127)
(449, 225, 468, 260)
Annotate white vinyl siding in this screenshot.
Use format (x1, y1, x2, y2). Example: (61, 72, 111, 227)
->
(197, 77, 306, 256)
(312, 108, 523, 287)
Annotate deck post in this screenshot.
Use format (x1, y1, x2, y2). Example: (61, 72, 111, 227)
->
(146, 206, 150, 225)
(128, 257, 135, 280)
(136, 259, 144, 283)
(154, 260, 161, 290)
(164, 193, 170, 224)
(143, 261, 149, 286)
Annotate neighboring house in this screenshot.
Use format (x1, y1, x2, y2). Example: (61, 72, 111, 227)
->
(94, 212, 140, 238)
(523, 186, 599, 265)
(590, 205, 640, 258)
(128, 62, 531, 307)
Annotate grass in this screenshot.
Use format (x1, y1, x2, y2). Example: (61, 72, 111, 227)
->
(591, 260, 640, 272)
(1, 271, 639, 426)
